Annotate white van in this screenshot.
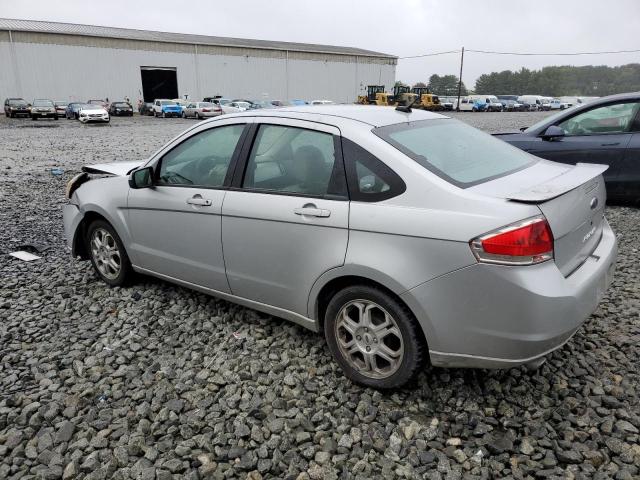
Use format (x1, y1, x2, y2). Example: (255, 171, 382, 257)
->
(482, 95, 503, 112)
(456, 97, 477, 111)
(517, 95, 544, 111)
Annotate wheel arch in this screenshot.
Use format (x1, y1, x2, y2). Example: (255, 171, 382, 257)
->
(309, 268, 431, 351)
(72, 210, 111, 259)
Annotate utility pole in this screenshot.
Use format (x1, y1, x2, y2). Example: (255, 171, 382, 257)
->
(456, 46, 464, 111)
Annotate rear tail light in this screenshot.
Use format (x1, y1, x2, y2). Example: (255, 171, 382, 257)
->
(470, 216, 553, 266)
(202, 108, 210, 112)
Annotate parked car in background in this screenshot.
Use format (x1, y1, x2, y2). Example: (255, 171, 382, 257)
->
(4, 98, 30, 117)
(290, 99, 308, 106)
(139, 102, 154, 116)
(109, 102, 133, 116)
(501, 99, 525, 112)
(203, 96, 223, 103)
(54, 101, 68, 118)
(172, 99, 190, 113)
(310, 99, 335, 105)
(249, 100, 275, 109)
(182, 102, 222, 119)
(78, 104, 110, 123)
(153, 100, 182, 118)
(495, 92, 640, 202)
(549, 99, 568, 110)
(63, 105, 617, 389)
(457, 97, 487, 112)
(66, 103, 87, 119)
(31, 99, 57, 120)
(438, 97, 454, 111)
(484, 96, 504, 112)
(228, 101, 251, 111)
(518, 95, 544, 111)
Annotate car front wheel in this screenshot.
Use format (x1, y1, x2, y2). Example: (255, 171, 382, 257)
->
(86, 220, 132, 286)
(324, 285, 426, 389)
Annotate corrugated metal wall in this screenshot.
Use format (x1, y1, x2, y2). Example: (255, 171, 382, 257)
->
(0, 32, 396, 104)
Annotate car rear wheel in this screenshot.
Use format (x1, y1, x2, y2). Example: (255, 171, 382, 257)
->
(195, 112, 200, 119)
(86, 220, 132, 287)
(324, 285, 426, 389)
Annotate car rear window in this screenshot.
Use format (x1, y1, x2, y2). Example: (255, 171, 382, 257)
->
(374, 118, 535, 187)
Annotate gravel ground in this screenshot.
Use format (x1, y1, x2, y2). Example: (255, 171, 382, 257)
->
(1, 112, 639, 480)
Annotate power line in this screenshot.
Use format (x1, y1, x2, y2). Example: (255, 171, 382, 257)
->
(399, 48, 640, 59)
(467, 48, 640, 56)
(398, 50, 459, 59)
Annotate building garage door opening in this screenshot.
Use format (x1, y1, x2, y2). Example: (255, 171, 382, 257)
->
(140, 67, 178, 102)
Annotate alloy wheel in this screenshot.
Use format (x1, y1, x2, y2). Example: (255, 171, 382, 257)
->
(90, 228, 121, 280)
(334, 300, 404, 379)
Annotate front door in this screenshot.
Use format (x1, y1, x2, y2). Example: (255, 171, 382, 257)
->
(127, 122, 247, 292)
(222, 119, 349, 316)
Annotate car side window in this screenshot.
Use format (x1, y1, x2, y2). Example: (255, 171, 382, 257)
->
(157, 124, 244, 187)
(242, 124, 345, 197)
(558, 102, 640, 136)
(342, 138, 406, 202)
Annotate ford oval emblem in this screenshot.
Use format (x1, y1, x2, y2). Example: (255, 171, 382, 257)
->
(590, 197, 598, 210)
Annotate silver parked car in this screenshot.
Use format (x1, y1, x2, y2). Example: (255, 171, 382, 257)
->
(63, 106, 617, 389)
(182, 102, 222, 119)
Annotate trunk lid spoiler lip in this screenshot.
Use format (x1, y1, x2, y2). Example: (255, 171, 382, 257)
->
(504, 163, 609, 203)
(82, 160, 146, 176)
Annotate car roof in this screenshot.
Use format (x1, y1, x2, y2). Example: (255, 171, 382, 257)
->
(227, 105, 446, 127)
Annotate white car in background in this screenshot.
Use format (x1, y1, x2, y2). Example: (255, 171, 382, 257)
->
(311, 99, 334, 105)
(228, 101, 251, 111)
(78, 104, 110, 123)
(212, 98, 242, 114)
(182, 102, 222, 119)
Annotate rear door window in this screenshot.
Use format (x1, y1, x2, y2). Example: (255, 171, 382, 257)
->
(557, 102, 640, 135)
(374, 118, 534, 187)
(242, 124, 346, 197)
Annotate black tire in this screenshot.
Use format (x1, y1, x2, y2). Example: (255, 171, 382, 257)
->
(54, 115, 58, 120)
(324, 285, 426, 389)
(162, 112, 166, 118)
(195, 112, 200, 120)
(86, 219, 132, 287)
(32, 116, 37, 121)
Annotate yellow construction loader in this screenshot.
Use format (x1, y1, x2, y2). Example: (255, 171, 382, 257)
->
(411, 87, 444, 111)
(356, 85, 417, 106)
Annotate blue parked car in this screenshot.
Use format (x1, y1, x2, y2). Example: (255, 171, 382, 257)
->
(290, 99, 308, 106)
(472, 100, 487, 112)
(66, 102, 89, 119)
(153, 99, 182, 118)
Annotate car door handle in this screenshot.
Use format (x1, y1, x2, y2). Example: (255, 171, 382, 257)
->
(600, 142, 620, 146)
(186, 196, 212, 206)
(294, 207, 331, 217)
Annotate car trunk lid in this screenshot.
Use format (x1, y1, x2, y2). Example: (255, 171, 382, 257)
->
(470, 161, 608, 276)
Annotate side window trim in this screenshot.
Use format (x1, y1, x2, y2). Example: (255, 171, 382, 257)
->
(341, 137, 406, 203)
(152, 123, 250, 190)
(230, 121, 348, 201)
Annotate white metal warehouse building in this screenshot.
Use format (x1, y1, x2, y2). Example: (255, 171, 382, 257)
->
(0, 18, 397, 105)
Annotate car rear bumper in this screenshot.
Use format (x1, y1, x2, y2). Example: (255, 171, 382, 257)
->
(402, 218, 617, 369)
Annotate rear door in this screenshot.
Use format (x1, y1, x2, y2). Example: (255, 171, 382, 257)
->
(222, 118, 349, 316)
(614, 109, 640, 200)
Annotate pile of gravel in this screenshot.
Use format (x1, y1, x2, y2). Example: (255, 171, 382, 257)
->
(1, 115, 638, 479)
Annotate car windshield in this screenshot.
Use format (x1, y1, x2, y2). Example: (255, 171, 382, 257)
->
(218, 99, 230, 105)
(54, 101, 68, 106)
(83, 105, 103, 110)
(33, 100, 53, 107)
(113, 103, 129, 107)
(374, 119, 535, 187)
(161, 101, 176, 105)
(9, 99, 27, 106)
(200, 102, 213, 107)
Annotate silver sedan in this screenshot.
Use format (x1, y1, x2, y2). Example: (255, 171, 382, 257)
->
(63, 105, 617, 389)
(182, 102, 222, 119)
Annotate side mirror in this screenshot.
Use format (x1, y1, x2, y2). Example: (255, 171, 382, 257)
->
(129, 166, 154, 189)
(542, 125, 565, 140)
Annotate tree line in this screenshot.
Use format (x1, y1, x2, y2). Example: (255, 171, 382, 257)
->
(401, 63, 640, 97)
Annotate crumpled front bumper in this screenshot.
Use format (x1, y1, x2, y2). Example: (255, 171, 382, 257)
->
(62, 203, 83, 255)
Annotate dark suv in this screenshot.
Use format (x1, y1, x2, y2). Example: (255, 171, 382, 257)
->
(4, 98, 30, 117)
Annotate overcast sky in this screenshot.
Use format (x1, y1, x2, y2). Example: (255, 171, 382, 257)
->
(2, 0, 639, 87)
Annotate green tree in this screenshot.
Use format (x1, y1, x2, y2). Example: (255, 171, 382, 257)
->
(428, 74, 467, 96)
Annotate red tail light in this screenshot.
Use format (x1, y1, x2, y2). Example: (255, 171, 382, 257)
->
(470, 217, 553, 265)
(202, 108, 210, 112)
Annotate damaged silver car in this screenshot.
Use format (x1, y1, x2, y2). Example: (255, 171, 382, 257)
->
(64, 106, 617, 388)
